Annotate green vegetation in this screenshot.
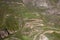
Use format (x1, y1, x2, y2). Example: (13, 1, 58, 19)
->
(0, 0, 60, 40)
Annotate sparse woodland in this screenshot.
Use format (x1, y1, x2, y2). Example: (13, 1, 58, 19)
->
(0, 0, 60, 40)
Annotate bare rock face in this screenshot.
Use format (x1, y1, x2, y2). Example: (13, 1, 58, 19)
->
(0, 29, 15, 39)
(23, 0, 60, 15)
(23, 0, 51, 8)
(0, 30, 9, 38)
(33, 0, 49, 8)
(39, 34, 48, 40)
(23, 0, 60, 9)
